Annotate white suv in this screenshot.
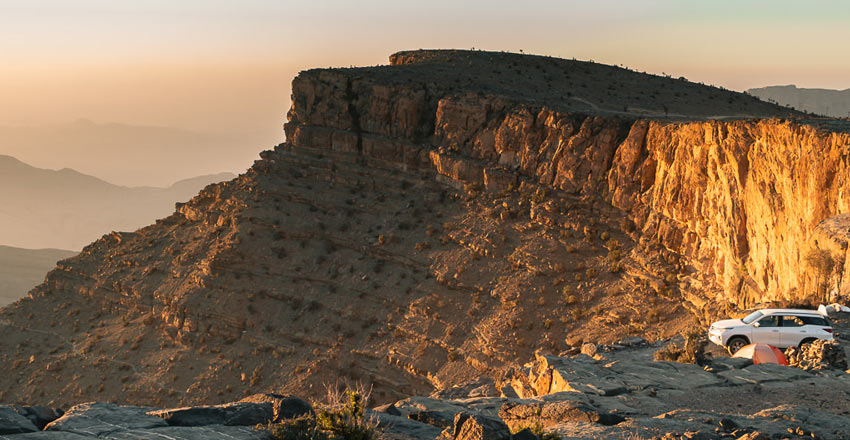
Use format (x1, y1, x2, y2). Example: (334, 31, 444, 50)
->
(708, 308, 834, 354)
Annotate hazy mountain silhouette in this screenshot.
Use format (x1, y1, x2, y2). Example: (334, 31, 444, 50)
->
(0, 245, 77, 307)
(748, 85, 850, 118)
(0, 155, 235, 249)
(0, 119, 274, 187)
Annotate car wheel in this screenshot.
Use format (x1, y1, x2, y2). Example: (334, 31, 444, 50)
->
(798, 338, 817, 349)
(726, 336, 748, 355)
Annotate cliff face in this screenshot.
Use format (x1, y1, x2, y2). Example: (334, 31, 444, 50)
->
(611, 121, 850, 306)
(287, 51, 850, 307)
(0, 50, 846, 408)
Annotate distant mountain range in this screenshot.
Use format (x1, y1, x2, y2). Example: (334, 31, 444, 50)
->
(748, 85, 850, 118)
(0, 119, 272, 187)
(0, 155, 235, 249)
(0, 245, 77, 307)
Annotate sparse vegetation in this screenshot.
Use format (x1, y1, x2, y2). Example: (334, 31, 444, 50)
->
(653, 326, 710, 365)
(260, 387, 378, 440)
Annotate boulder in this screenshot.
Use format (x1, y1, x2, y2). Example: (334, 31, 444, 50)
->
(0, 407, 38, 434)
(449, 412, 511, 440)
(373, 403, 402, 416)
(499, 398, 623, 431)
(45, 402, 168, 436)
(239, 394, 313, 422)
(147, 402, 274, 427)
(580, 343, 598, 357)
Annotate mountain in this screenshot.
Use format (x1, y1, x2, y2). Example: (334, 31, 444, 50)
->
(0, 119, 268, 187)
(0, 245, 77, 307)
(747, 85, 850, 118)
(0, 50, 845, 410)
(0, 155, 235, 249)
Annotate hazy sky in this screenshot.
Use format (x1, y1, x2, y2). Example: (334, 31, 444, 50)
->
(2, 0, 849, 184)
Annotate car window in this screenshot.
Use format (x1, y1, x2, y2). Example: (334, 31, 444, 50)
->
(742, 311, 763, 324)
(780, 316, 805, 327)
(756, 315, 778, 327)
(799, 316, 829, 326)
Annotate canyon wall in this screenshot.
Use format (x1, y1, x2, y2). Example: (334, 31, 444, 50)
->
(286, 67, 850, 308)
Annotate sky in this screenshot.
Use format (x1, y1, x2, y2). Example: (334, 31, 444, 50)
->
(1, 0, 849, 185)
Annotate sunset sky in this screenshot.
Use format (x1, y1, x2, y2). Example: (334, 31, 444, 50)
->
(2, 0, 849, 185)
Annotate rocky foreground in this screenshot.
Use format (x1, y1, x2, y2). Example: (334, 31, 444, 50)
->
(5, 343, 850, 440)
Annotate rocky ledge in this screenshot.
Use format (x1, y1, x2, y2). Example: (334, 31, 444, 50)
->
(0, 394, 310, 440)
(6, 348, 850, 440)
(368, 348, 850, 439)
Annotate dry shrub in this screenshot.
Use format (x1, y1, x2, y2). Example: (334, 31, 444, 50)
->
(259, 382, 379, 440)
(653, 326, 710, 365)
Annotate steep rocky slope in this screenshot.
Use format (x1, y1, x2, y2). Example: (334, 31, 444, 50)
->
(1, 50, 848, 409)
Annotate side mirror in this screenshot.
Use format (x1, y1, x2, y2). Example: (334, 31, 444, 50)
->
(752, 322, 760, 328)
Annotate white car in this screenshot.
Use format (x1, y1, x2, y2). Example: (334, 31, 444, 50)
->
(708, 308, 834, 354)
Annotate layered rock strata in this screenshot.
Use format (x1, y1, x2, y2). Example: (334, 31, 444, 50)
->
(287, 50, 850, 308)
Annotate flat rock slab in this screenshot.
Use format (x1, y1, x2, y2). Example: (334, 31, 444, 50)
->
(717, 363, 812, 385)
(709, 357, 753, 371)
(550, 366, 628, 396)
(609, 361, 725, 390)
(0, 408, 38, 435)
(548, 420, 644, 440)
(0, 432, 95, 439)
(368, 411, 443, 440)
(551, 360, 724, 396)
(752, 404, 850, 439)
(45, 402, 167, 436)
(148, 402, 274, 426)
(100, 425, 271, 440)
(391, 396, 470, 429)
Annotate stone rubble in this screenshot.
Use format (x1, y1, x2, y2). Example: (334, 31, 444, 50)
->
(784, 339, 848, 371)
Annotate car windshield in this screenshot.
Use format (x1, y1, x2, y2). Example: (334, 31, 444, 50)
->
(742, 311, 764, 324)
